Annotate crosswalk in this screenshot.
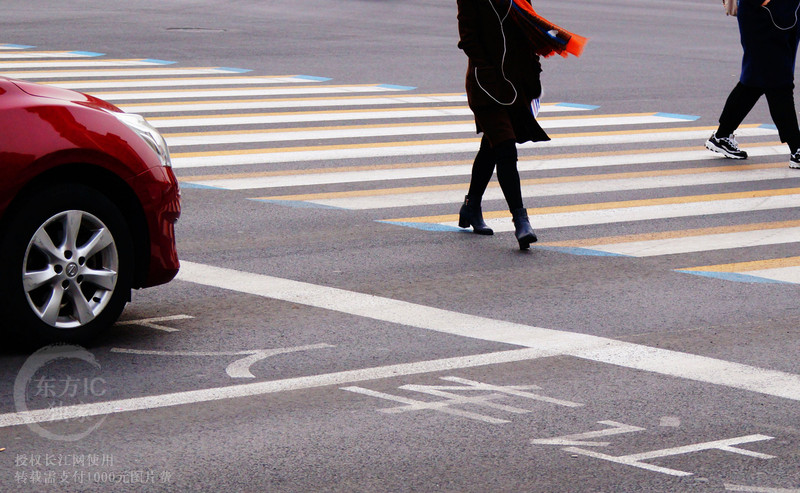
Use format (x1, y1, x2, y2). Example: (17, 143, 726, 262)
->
(4, 44, 800, 285)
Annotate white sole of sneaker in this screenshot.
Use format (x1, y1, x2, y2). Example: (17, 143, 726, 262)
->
(705, 140, 747, 159)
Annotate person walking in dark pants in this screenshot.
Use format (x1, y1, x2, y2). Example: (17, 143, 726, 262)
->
(706, 0, 800, 168)
(456, 0, 548, 250)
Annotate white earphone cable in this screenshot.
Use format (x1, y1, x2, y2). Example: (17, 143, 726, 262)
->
(475, 0, 518, 106)
(761, 1, 800, 31)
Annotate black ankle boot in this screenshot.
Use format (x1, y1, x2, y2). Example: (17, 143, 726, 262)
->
(511, 208, 537, 250)
(458, 195, 493, 235)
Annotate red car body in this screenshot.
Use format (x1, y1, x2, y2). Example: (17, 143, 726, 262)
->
(0, 76, 180, 343)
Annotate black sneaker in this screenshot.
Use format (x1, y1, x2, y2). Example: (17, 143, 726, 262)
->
(705, 132, 748, 159)
(791, 149, 800, 169)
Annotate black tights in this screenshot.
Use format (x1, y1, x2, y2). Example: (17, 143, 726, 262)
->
(718, 82, 800, 152)
(467, 135, 524, 211)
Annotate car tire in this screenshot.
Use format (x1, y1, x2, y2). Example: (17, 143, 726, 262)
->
(1, 183, 134, 346)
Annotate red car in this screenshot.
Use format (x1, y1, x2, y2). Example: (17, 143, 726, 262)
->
(0, 76, 180, 345)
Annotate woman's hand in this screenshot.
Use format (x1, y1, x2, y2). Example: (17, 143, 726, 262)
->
(723, 0, 737, 17)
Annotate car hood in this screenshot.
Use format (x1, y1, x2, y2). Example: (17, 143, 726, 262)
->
(6, 77, 121, 113)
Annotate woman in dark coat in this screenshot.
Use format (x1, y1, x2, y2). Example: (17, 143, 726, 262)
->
(706, 0, 800, 168)
(456, 0, 549, 249)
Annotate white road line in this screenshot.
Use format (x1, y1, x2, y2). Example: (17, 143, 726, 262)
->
(0, 348, 552, 428)
(172, 127, 778, 169)
(185, 145, 788, 191)
(531, 420, 645, 447)
(168, 123, 476, 146)
(564, 435, 775, 477)
(111, 343, 335, 379)
(724, 484, 800, 492)
(119, 98, 593, 115)
(745, 266, 800, 284)
(153, 107, 474, 128)
(2, 67, 249, 79)
(50, 76, 323, 90)
(171, 261, 800, 402)
(89, 84, 412, 101)
(119, 94, 469, 113)
(271, 166, 800, 210)
(0, 59, 174, 69)
(157, 111, 688, 131)
(1, 260, 798, 429)
(446, 193, 800, 232)
(557, 227, 800, 257)
(165, 115, 692, 147)
(0, 50, 102, 59)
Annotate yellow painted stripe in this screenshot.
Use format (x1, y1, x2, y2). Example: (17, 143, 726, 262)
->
(681, 256, 800, 272)
(173, 125, 730, 159)
(543, 219, 800, 247)
(257, 162, 786, 202)
(177, 142, 785, 182)
(389, 187, 800, 223)
(121, 93, 468, 108)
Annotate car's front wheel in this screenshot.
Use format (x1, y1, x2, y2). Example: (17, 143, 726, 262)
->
(1, 183, 133, 345)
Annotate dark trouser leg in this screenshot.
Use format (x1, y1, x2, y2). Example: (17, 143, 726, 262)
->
(467, 135, 496, 199)
(764, 85, 800, 152)
(493, 139, 524, 211)
(493, 139, 536, 248)
(460, 134, 495, 234)
(717, 82, 763, 137)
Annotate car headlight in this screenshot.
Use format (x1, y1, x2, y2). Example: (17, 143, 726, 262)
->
(108, 111, 172, 167)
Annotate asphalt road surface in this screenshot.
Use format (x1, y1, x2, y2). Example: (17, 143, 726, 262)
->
(0, 1, 799, 492)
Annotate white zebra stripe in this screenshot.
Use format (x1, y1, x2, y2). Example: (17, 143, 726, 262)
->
(172, 127, 779, 169)
(165, 114, 698, 147)
(90, 84, 413, 101)
(49, 75, 324, 90)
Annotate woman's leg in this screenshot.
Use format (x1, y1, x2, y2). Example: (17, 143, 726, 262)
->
(717, 82, 763, 137)
(459, 135, 495, 234)
(493, 140, 523, 211)
(707, 82, 763, 159)
(764, 85, 800, 152)
(494, 140, 537, 249)
(467, 135, 496, 199)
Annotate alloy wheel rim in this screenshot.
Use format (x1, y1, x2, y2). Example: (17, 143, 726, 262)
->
(22, 210, 119, 329)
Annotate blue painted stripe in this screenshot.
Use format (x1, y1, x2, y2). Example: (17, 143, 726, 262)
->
(554, 102, 600, 110)
(178, 182, 224, 190)
(70, 51, 104, 57)
(249, 199, 342, 210)
(141, 59, 176, 65)
(2, 44, 34, 49)
(675, 270, 789, 284)
(378, 220, 462, 232)
(760, 123, 778, 130)
(654, 112, 700, 121)
(378, 84, 417, 91)
(216, 67, 252, 73)
(295, 75, 332, 82)
(534, 246, 630, 257)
